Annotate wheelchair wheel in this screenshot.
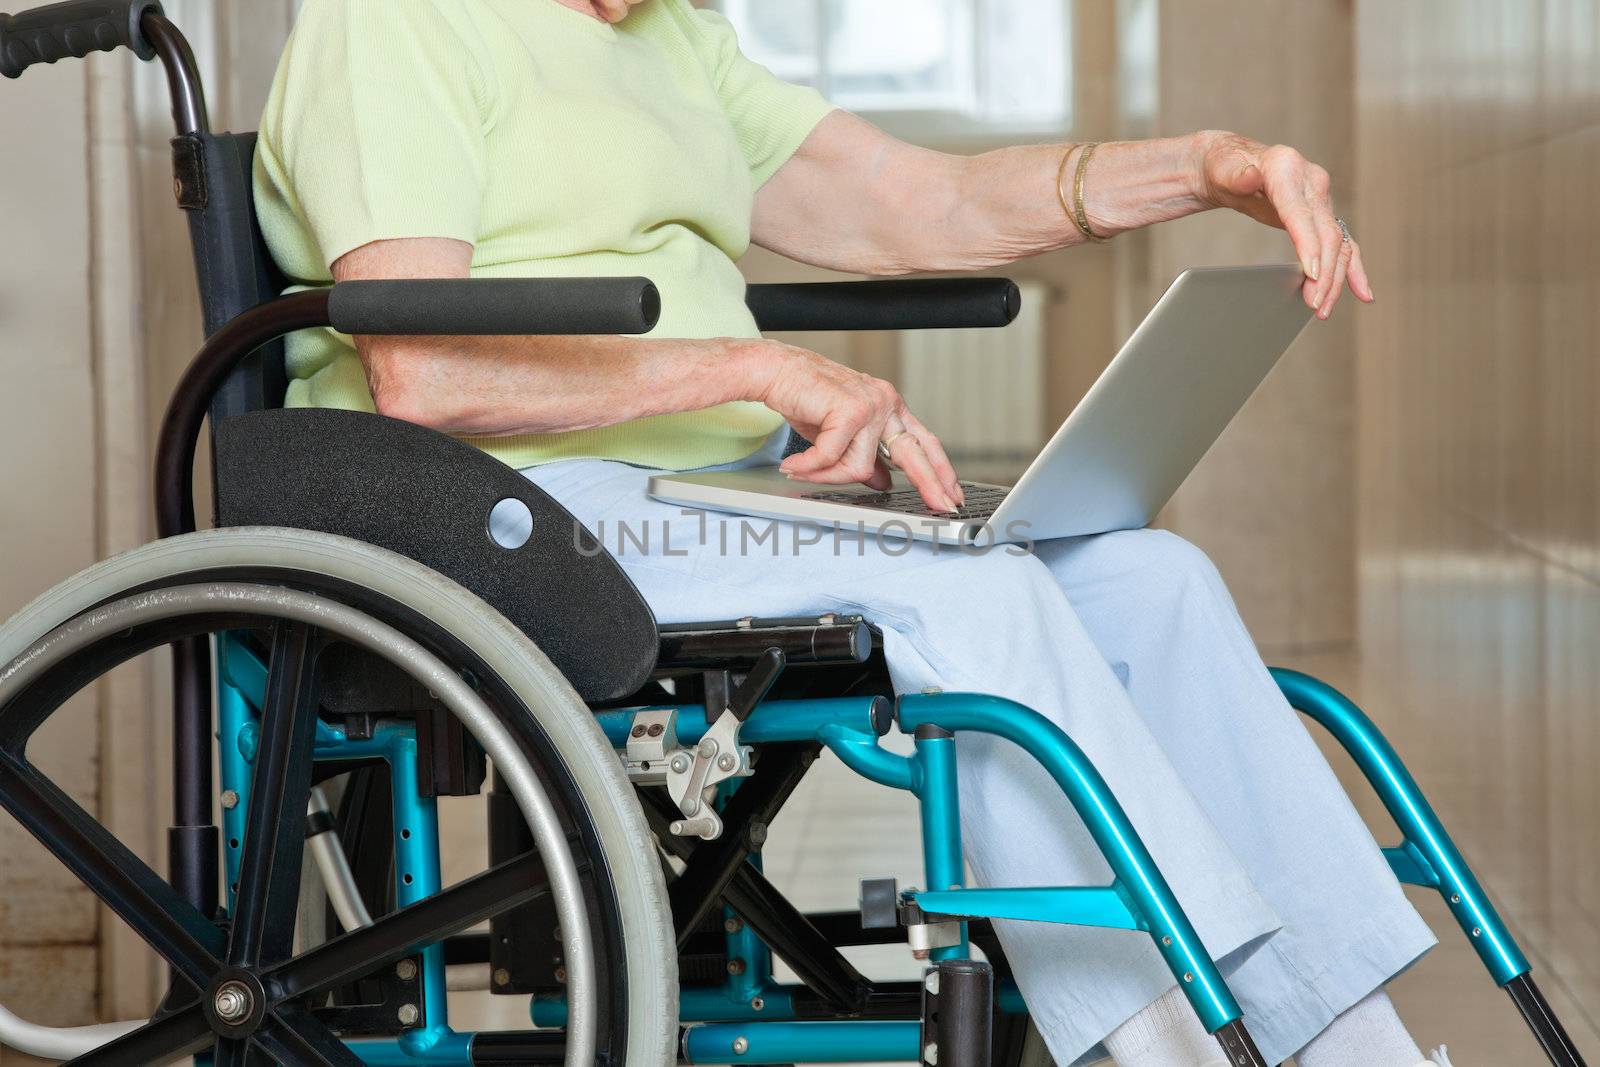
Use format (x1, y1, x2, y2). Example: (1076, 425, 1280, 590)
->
(0, 528, 675, 1066)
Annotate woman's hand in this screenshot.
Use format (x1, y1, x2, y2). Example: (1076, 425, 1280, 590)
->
(1194, 131, 1374, 319)
(747, 340, 964, 514)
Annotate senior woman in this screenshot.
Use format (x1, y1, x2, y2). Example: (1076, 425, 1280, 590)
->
(255, 2, 1446, 1065)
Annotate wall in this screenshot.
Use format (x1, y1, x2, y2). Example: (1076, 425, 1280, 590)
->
(1354, 0, 1600, 1026)
(1115, 0, 1359, 653)
(0, 48, 104, 1051)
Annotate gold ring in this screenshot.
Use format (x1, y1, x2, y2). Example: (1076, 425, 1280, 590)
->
(878, 430, 911, 465)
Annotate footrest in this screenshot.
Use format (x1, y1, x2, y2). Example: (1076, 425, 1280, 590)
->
(921, 959, 992, 1067)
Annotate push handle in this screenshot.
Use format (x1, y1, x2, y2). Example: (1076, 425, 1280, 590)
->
(327, 277, 661, 337)
(0, 0, 163, 79)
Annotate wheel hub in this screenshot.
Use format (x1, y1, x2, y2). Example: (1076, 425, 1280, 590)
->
(213, 980, 253, 1024)
(204, 970, 268, 1037)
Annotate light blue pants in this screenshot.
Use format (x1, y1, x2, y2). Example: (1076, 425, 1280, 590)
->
(518, 451, 1436, 1066)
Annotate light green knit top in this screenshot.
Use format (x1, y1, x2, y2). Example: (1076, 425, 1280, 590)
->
(254, 0, 834, 470)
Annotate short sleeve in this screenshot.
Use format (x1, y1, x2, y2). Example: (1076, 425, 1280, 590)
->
(259, 0, 491, 269)
(681, 5, 836, 190)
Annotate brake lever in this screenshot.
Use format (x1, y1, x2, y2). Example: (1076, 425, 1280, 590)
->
(666, 648, 786, 839)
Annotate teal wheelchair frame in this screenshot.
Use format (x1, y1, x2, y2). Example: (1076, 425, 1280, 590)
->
(212, 629, 1578, 1067)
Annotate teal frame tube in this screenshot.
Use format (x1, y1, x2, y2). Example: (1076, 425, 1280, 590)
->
(912, 729, 969, 960)
(897, 692, 1242, 1034)
(216, 635, 457, 1058)
(592, 698, 883, 747)
(684, 1021, 921, 1064)
(1272, 668, 1530, 985)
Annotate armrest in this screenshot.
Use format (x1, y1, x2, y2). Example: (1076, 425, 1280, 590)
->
(328, 277, 659, 336)
(156, 276, 660, 538)
(745, 278, 1020, 333)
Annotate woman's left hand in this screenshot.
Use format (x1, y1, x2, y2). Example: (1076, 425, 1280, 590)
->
(1194, 131, 1374, 319)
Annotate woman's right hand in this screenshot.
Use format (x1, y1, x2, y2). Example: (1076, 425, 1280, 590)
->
(747, 339, 965, 514)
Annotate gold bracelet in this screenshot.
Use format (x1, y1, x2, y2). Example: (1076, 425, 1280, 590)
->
(1056, 142, 1108, 243)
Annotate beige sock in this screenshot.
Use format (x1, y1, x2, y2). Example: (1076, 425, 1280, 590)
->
(1102, 985, 1225, 1067)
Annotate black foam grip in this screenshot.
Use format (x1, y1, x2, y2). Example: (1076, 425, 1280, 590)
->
(746, 278, 1021, 333)
(0, 0, 162, 78)
(326, 277, 660, 337)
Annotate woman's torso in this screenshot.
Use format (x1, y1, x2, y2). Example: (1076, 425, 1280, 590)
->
(255, 0, 811, 470)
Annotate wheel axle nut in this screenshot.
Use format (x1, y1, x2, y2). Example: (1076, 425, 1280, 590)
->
(395, 958, 418, 982)
(732, 1037, 750, 1055)
(220, 790, 239, 810)
(397, 1003, 419, 1027)
(213, 981, 252, 1023)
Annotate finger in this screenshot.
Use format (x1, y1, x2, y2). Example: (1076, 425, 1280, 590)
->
(900, 410, 962, 503)
(1312, 210, 1342, 311)
(781, 408, 867, 477)
(1346, 240, 1375, 302)
(1319, 237, 1354, 319)
(1270, 182, 1323, 288)
(789, 413, 890, 487)
(888, 434, 958, 513)
(594, 0, 631, 22)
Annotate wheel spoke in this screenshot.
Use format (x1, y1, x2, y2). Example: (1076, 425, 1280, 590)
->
(63, 1005, 212, 1065)
(269, 850, 547, 999)
(213, 1036, 275, 1066)
(230, 621, 322, 968)
(256, 1003, 365, 1067)
(0, 754, 223, 986)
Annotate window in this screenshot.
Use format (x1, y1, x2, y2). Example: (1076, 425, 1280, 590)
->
(714, 1, 1072, 139)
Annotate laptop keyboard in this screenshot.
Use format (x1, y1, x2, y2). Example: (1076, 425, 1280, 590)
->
(799, 483, 1009, 520)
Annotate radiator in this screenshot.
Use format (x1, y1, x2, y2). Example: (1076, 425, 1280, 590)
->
(896, 280, 1050, 484)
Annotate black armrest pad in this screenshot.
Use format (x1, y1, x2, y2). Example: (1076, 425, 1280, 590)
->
(213, 408, 658, 703)
(328, 277, 660, 336)
(746, 279, 1020, 332)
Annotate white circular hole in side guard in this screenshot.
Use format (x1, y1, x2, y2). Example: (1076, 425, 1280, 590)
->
(487, 497, 534, 549)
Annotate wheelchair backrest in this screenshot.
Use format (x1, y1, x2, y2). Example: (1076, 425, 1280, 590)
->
(175, 130, 289, 425)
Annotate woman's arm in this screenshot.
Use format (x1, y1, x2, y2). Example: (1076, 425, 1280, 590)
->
(753, 112, 1371, 319)
(336, 238, 967, 512)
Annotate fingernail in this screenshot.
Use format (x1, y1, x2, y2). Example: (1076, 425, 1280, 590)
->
(1304, 258, 1320, 281)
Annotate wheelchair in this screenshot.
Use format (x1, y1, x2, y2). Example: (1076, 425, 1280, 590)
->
(0, 4, 1586, 1065)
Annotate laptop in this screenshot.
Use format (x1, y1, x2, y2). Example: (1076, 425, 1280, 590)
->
(648, 265, 1314, 545)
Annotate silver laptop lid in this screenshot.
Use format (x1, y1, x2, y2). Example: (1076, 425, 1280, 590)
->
(988, 265, 1314, 541)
